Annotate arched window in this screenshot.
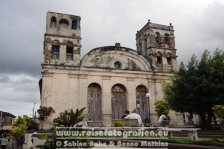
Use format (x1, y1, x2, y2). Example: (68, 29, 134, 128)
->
(138, 42, 142, 53)
(157, 52, 162, 64)
(50, 16, 57, 27)
(155, 32, 160, 43)
(164, 33, 170, 45)
(144, 38, 147, 50)
(114, 61, 121, 69)
(66, 47, 73, 61)
(51, 40, 60, 60)
(71, 19, 78, 29)
(59, 19, 69, 28)
(88, 83, 102, 121)
(111, 84, 127, 120)
(66, 41, 73, 61)
(136, 85, 149, 121)
(167, 53, 172, 65)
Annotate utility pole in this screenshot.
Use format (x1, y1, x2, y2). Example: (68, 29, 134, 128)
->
(32, 102, 36, 119)
(0, 110, 3, 129)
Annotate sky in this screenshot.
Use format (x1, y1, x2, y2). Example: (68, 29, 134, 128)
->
(1, 0, 224, 117)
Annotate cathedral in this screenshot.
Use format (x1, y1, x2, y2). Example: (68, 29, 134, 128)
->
(40, 12, 186, 126)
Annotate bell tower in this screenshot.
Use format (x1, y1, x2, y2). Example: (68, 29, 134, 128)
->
(43, 12, 81, 66)
(136, 20, 177, 72)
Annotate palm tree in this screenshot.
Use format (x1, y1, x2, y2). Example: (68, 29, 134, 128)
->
(36, 107, 87, 149)
(53, 107, 85, 127)
(37, 106, 55, 129)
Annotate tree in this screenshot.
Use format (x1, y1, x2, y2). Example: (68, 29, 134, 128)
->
(212, 105, 224, 125)
(36, 107, 88, 149)
(155, 100, 170, 117)
(164, 49, 224, 127)
(37, 106, 55, 129)
(9, 115, 37, 139)
(9, 116, 29, 138)
(53, 107, 85, 127)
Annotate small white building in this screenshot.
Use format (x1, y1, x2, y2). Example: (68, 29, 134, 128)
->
(40, 12, 185, 126)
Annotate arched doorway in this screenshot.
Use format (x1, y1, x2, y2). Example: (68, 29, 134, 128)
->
(111, 84, 127, 120)
(87, 83, 102, 121)
(136, 85, 149, 121)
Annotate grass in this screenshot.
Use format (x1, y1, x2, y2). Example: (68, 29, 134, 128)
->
(36, 133, 224, 147)
(36, 128, 224, 148)
(195, 138, 224, 147)
(167, 137, 224, 147)
(167, 137, 193, 144)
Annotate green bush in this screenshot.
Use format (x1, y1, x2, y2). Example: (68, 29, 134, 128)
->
(155, 100, 170, 117)
(167, 138, 224, 147)
(212, 105, 224, 124)
(112, 121, 125, 127)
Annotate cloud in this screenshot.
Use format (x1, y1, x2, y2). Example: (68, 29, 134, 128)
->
(196, 1, 224, 41)
(0, 99, 40, 117)
(0, 73, 40, 116)
(1, 0, 224, 116)
(174, 0, 224, 63)
(1, 0, 224, 76)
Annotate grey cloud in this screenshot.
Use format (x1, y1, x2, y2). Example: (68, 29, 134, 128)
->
(0, 99, 40, 117)
(196, 1, 224, 40)
(1, 0, 224, 116)
(0, 0, 47, 76)
(174, 1, 224, 64)
(0, 73, 39, 102)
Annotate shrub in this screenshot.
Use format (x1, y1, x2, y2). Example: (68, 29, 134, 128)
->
(112, 121, 125, 127)
(155, 100, 170, 117)
(212, 105, 224, 124)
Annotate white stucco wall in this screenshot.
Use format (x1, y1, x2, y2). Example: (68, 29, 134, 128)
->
(41, 65, 176, 125)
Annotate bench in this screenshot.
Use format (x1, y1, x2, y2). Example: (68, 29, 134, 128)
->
(151, 123, 162, 127)
(87, 121, 104, 127)
(112, 119, 139, 127)
(158, 127, 200, 141)
(87, 119, 139, 127)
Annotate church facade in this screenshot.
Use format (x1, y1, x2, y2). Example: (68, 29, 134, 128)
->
(40, 12, 185, 126)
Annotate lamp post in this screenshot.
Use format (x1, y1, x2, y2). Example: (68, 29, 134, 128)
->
(0, 110, 3, 130)
(146, 93, 151, 120)
(136, 100, 140, 114)
(32, 102, 36, 119)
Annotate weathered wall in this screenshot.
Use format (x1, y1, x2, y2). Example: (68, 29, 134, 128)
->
(136, 21, 177, 72)
(81, 46, 151, 71)
(41, 65, 175, 126)
(40, 12, 187, 127)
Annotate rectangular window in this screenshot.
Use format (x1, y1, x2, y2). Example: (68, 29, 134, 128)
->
(72, 19, 77, 30)
(167, 57, 172, 65)
(66, 47, 73, 61)
(52, 45, 60, 60)
(157, 57, 162, 64)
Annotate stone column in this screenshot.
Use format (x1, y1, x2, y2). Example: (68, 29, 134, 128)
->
(60, 45, 66, 63)
(79, 75, 88, 114)
(41, 72, 53, 106)
(155, 79, 163, 101)
(127, 78, 136, 112)
(101, 76, 112, 126)
(69, 73, 79, 110)
(148, 78, 157, 123)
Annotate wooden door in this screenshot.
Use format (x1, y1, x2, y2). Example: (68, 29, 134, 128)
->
(111, 84, 127, 120)
(136, 85, 149, 121)
(88, 83, 101, 121)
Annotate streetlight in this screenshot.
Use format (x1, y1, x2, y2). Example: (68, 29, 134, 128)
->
(0, 110, 3, 130)
(32, 102, 36, 119)
(146, 93, 151, 98)
(145, 93, 151, 125)
(136, 100, 140, 115)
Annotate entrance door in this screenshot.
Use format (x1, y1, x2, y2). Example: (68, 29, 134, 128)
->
(136, 85, 149, 121)
(87, 83, 101, 121)
(111, 84, 127, 120)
